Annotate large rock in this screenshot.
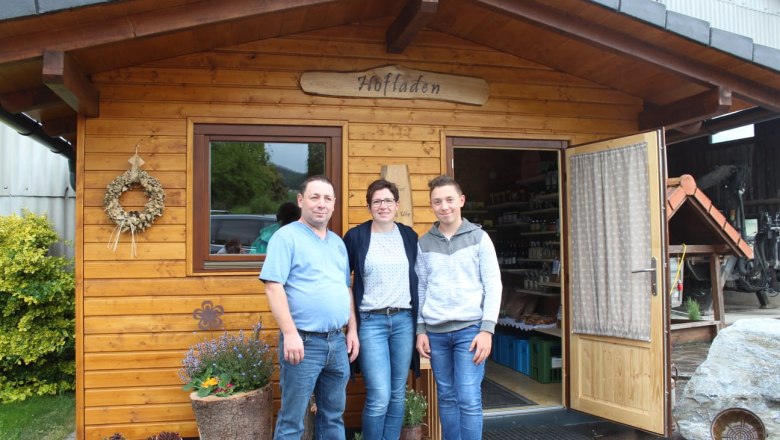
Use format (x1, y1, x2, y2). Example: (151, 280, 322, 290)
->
(674, 318, 780, 439)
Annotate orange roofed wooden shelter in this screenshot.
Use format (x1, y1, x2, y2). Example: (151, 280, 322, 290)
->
(1, 0, 780, 439)
(666, 174, 753, 343)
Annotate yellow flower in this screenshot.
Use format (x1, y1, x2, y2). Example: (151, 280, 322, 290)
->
(201, 377, 219, 388)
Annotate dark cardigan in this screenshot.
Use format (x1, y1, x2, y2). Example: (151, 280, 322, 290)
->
(343, 220, 420, 377)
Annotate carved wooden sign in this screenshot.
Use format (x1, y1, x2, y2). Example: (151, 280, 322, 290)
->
(381, 164, 414, 227)
(300, 65, 489, 105)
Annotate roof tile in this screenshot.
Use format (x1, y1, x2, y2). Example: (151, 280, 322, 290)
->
(0, 1, 37, 21)
(39, 0, 109, 14)
(710, 27, 754, 62)
(753, 44, 780, 72)
(619, 0, 667, 28)
(665, 11, 710, 46)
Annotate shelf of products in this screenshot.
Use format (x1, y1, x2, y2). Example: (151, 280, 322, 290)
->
(486, 167, 561, 335)
(494, 223, 531, 229)
(498, 317, 557, 331)
(512, 288, 559, 297)
(501, 268, 535, 274)
(486, 201, 529, 211)
(535, 192, 559, 201)
(520, 207, 559, 216)
(535, 326, 562, 338)
(519, 231, 558, 237)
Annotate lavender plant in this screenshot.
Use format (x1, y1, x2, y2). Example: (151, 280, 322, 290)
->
(145, 432, 182, 440)
(179, 324, 274, 397)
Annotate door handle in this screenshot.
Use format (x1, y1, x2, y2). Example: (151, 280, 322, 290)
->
(631, 257, 657, 296)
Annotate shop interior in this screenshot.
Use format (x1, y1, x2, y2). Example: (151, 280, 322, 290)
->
(453, 146, 563, 413)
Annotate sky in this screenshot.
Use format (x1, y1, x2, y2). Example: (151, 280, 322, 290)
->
(265, 143, 309, 173)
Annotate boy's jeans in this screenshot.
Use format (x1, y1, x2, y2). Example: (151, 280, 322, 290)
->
(428, 324, 485, 440)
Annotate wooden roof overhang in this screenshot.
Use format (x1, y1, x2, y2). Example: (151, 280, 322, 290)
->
(667, 174, 753, 258)
(1, 0, 779, 158)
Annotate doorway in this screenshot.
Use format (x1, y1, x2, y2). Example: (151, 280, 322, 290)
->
(450, 140, 564, 414)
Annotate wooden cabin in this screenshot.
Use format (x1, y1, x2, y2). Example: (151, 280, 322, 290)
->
(1, 1, 780, 439)
(666, 174, 754, 343)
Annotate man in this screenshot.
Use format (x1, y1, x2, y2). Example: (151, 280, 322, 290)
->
(260, 175, 359, 440)
(250, 201, 300, 254)
(415, 175, 502, 440)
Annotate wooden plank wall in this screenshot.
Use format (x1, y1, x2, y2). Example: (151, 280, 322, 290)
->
(81, 21, 641, 439)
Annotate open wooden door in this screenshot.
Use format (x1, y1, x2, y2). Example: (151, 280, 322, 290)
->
(565, 131, 669, 435)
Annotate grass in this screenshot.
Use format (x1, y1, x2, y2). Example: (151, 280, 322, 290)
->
(686, 297, 701, 321)
(0, 392, 75, 440)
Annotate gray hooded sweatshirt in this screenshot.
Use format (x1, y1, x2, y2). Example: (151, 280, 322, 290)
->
(415, 218, 502, 335)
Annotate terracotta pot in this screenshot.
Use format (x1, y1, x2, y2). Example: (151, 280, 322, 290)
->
(399, 425, 423, 440)
(190, 385, 273, 440)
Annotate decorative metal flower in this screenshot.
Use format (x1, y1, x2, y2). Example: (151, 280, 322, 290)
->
(193, 300, 224, 330)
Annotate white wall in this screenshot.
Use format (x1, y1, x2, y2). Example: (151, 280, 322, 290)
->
(657, 0, 780, 50)
(0, 122, 75, 258)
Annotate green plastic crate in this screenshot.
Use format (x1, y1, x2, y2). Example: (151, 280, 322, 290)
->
(530, 337, 562, 383)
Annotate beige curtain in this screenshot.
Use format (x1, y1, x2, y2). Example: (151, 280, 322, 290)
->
(570, 142, 652, 341)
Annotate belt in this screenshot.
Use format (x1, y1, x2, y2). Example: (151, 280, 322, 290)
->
(297, 328, 343, 338)
(366, 307, 408, 316)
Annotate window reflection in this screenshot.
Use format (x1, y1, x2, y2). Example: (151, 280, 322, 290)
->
(209, 142, 324, 254)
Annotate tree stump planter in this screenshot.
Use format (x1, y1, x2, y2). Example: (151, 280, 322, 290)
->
(190, 385, 273, 440)
(399, 425, 423, 440)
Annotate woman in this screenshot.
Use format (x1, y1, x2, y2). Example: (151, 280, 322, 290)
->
(343, 179, 420, 440)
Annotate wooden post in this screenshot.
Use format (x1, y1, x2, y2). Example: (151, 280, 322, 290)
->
(710, 253, 726, 330)
(414, 358, 441, 440)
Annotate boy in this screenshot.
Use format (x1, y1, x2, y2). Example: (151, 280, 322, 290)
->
(415, 175, 501, 440)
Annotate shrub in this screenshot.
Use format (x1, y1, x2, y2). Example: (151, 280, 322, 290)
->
(0, 211, 75, 403)
(179, 324, 274, 397)
(403, 387, 428, 427)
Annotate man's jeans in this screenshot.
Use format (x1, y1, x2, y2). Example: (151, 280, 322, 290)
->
(274, 330, 350, 440)
(358, 310, 414, 440)
(428, 324, 485, 440)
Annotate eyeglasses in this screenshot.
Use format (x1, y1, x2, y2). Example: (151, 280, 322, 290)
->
(370, 198, 397, 208)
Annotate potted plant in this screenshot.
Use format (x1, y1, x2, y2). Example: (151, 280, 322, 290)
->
(400, 387, 428, 440)
(179, 324, 275, 440)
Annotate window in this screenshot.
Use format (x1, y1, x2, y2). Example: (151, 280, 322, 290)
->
(710, 124, 754, 144)
(193, 124, 342, 272)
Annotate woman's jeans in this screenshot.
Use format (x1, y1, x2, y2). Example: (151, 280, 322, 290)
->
(428, 324, 485, 440)
(358, 310, 414, 440)
(274, 330, 350, 440)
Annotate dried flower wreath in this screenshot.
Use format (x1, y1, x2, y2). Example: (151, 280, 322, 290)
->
(104, 150, 165, 256)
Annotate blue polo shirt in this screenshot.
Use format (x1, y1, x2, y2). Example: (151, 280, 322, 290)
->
(259, 221, 351, 333)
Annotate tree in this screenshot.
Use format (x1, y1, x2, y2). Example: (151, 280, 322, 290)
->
(307, 143, 325, 179)
(210, 142, 286, 214)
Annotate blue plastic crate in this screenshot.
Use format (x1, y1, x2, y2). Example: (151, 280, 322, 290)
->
(514, 339, 530, 375)
(491, 333, 501, 362)
(498, 334, 512, 367)
(496, 334, 507, 365)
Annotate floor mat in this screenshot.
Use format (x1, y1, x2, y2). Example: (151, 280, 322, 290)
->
(482, 426, 591, 440)
(481, 378, 535, 409)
